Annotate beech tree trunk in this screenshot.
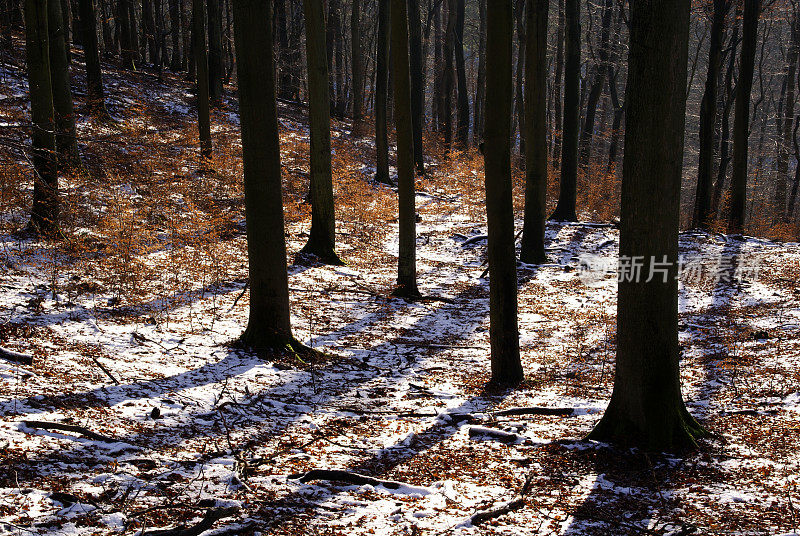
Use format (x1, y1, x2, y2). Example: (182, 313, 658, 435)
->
(25, 0, 60, 237)
(351, 0, 363, 134)
(299, 0, 341, 265)
(118, 0, 135, 68)
(375, 0, 391, 185)
(442, 0, 454, 148)
(192, 0, 211, 161)
(550, 0, 579, 221)
(728, 0, 759, 234)
(408, 0, 424, 172)
(520, 0, 548, 265)
(775, 10, 799, 222)
(473, 0, 486, 145)
(206, 0, 223, 104)
(484, 0, 522, 386)
(578, 0, 612, 173)
(587, 0, 706, 451)
(454, 0, 468, 148)
(693, 0, 728, 229)
(391, 0, 419, 297)
(78, 0, 105, 113)
(550, 0, 564, 166)
(47, 0, 80, 168)
(232, 0, 299, 352)
(169, 0, 181, 69)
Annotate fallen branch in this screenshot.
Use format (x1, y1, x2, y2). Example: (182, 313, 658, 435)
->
(470, 498, 525, 526)
(142, 507, 240, 536)
(89, 355, 120, 385)
(494, 407, 575, 417)
(288, 469, 415, 491)
(21, 420, 120, 444)
(0, 347, 33, 366)
(468, 426, 521, 443)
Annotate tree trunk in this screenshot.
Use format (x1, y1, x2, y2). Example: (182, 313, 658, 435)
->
(375, 0, 391, 185)
(118, 0, 135, 68)
(728, 0, 759, 234)
(299, 0, 341, 265)
(513, 0, 524, 153)
(206, 0, 223, 104)
(232, 0, 300, 352)
(143, 0, 156, 62)
(551, 0, 564, 166)
(775, 10, 799, 222)
(550, 0, 579, 221)
(333, 0, 344, 117)
(454, 0, 468, 148)
(484, 0, 522, 386)
(692, 0, 728, 229)
(408, 0, 424, 172)
(578, 0, 612, 173)
(47, 0, 80, 168)
(78, 0, 105, 113)
(25, 0, 59, 237)
(433, 0, 443, 132)
(443, 0, 454, 148)
(587, 0, 706, 452)
(128, 0, 139, 64)
(473, 0, 486, 145)
(391, 0, 419, 297)
(192, 0, 211, 161)
(275, 0, 290, 99)
(168, 0, 181, 68)
(351, 0, 363, 134)
(520, 0, 548, 265)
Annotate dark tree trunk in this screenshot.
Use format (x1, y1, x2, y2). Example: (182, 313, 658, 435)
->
(408, 0, 424, 172)
(728, 0, 759, 234)
(513, 0, 524, 153)
(192, 0, 211, 161)
(232, 0, 300, 352)
(118, 0, 135, 68)
(77, 0, 105, 112)
(550, 0, 579, 221)
(25, 0, 59, 237)
(143, 0, 156, 62)
(693, 0, 728, 229)
(433, 0, 443, 132)
(520, 0, 548, 265)
(550, 0, 564, 166)
(333, 0, 344, 117)
(712, 7, 740, 217)
(181, 0, 189, 70)
(47, 0, 80, 168)
(484, 0, 522, 386)
(473, 0, 486, 145)
(299, 0, 341, 265)
(351, 0, 363, 134)
(454, 0, 468, 148)
(578, 0, 612, 173)
(168, 0, 181, 69)
(789, 116, 800, 219)
(206, 0, 223, 104)
(1, 0, 12, 50)
(443, 0, 454, 148)
(587, 0, 706, 452)
(60, 0, 71, 56)
(128, 0, 139, 64)
(391, 0, 419, 297)
(775, 11, 799, 222)
(375, 0, 391, 185)
(275, 0, 291, 99)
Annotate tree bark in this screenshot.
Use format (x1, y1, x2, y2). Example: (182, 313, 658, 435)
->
(588, 0, 705, 451)
(206, 0, 223, 104)
(550, 0, 564, 166)
(454, 0, 468, 148)
(775, 9, 799, 222)
(484, 0, 522, 386)
(520, 0, 548, 265)
(78, 0, 105, 114)
(550, 0, 579, 221)
(578, 0, 612, 173)
(375, 0, 391, 185)
(25, 0, 60, 237)
(47, 0, 80, 168)
(391, 0, 419, 297)
(192, 0, 212, 162)
(351, 0, 363, 134)
(728, 0, 759, 234)
(169, 0, 181, 69)
(692, 0, 728, 229)
(473, 0, 486, 145)
(442, 0, 454, 148)
(408, 0, 424, 172)
(299, 0, 341, 265)
(232, 0, 298, 352)
(118, 0, 135, 68)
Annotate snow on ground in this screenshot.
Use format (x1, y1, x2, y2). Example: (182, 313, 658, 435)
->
(2, 46, 800, 536)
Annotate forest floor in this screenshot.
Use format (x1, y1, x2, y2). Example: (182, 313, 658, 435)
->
(2, 48, 800, 536)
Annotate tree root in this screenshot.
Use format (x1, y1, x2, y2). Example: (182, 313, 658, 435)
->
(141, 506, 240, 536)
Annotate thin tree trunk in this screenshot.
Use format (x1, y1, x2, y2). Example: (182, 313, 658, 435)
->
(169, 0, 181, 69)
(25, 0, 59, 237)
(351, 0, 363, 133)
(728, 0, 759, 234)
(299, 0, 341, 265)
(473, 0, 486, 145)
(78, 0, 105, 113)
(408, 0, 424, 172)
(550, 0, 579, 221)
(520, 0, 548, 264)
(192, 0, 211, 162)
(375, 0, 391, 185)
(776, 9, 799, 222)
(206, 0, 223, 103)
(47, 0, 80, 168)
(483, 0, 522, 386)
(143, 0, 156, 62)
(578, 0, 612, 173)
(443, 0, 454, 148)
(118, 0, 135, 68)
(513, 0, 524, 153)
(391, 0, 419, 297)
(454, 0, 468, 147)
(433, 0, 443, 131)
(693, 0, 728, 229)
(551, 0, 564, 166)
(588, 0, 706, 451)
